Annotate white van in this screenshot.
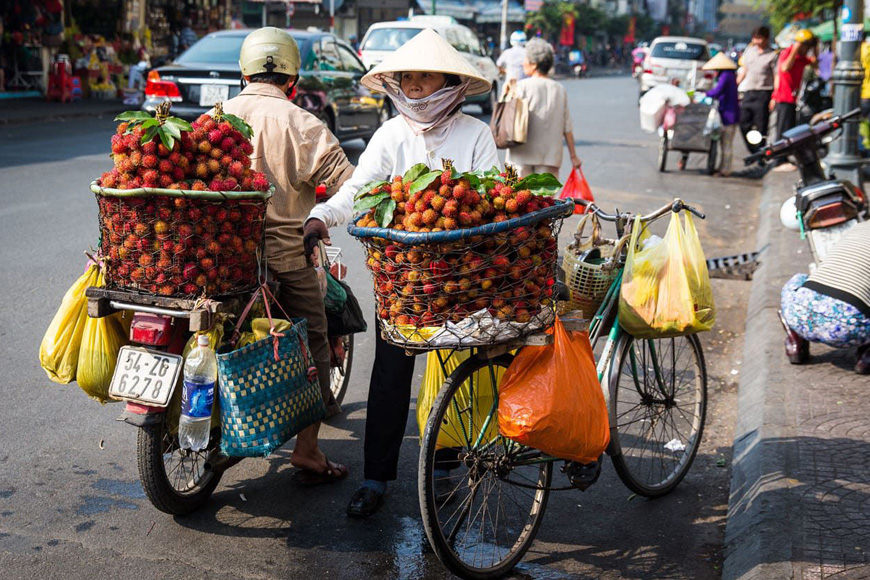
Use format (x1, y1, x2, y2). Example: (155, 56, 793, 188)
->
(639, 36, 714, 96)
(359, 16, 500, 113)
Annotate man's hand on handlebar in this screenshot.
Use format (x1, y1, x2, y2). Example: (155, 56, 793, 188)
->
(303, 218, 330, 265)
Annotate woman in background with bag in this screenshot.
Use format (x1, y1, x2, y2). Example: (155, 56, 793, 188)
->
(505, 38, 582, 178)
(702, 52, 739, 177)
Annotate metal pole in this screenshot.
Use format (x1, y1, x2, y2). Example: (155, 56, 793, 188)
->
(500, 0, 509, 51)
(330, 0, 335, 33)
(432, 0, 436, 15)
(262, 2, 267, 27)
(827, 0, 864, 186)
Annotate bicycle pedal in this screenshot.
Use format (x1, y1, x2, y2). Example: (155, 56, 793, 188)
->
(563, 458, 602, 491)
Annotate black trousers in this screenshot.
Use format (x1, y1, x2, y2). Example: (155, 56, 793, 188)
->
(775, 102, 797, 141)
(363, 320, 462, 481)
(364, 322, 417, 481)
(739, 90, 772, 153)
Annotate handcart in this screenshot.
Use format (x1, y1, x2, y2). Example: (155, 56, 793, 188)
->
(659, 100, 719, 175)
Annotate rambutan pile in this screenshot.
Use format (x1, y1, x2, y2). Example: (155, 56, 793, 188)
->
(97, 101, 270, 193)
(93, 102, 271, 298)
(354, 161, 564, 327)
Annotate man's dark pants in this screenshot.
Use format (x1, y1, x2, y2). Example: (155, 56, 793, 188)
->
(775, 102, 797, 141)
(739, 89, 772, 152)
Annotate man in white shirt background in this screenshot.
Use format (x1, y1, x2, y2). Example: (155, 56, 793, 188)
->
(497, 30, 529, 84)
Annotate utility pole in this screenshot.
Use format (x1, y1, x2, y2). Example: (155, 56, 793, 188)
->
(827, 0, 865, 186)
(500, 0, 509, 51)
(432, 0, 437, 15)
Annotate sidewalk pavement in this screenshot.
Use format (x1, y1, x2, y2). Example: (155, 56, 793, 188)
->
(0, 97, 127, 126)
(723, 171, 870, 580)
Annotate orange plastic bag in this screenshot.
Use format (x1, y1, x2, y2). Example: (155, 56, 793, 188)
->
(559, 168, 595, 214)
(497, 318, 609, 463)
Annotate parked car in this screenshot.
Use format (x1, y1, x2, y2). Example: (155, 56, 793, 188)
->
(359, 15, 500, 113)
(638, 36, 714, 97)
(142, 29, 389, 142)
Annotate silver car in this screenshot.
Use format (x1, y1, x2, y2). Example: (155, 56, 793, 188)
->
(639, 36, 714, 96)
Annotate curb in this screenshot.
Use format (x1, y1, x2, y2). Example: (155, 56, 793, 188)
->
(722, 171, 801, 580)
(0, 105, 126, 127)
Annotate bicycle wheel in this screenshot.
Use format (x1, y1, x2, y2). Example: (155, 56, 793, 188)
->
(419, 353, 552, 580)
(658, 133, 668, 172)
(607, 333, 707, 498)
(706, 140, 719, 175)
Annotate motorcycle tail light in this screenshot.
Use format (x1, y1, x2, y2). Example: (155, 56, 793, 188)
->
(853, 185, 865, 204)
(805, 200, 857, 229)
(130, 313, 173, 346)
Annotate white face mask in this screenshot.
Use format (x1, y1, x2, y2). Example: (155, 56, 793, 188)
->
(379, 75, 471, 135)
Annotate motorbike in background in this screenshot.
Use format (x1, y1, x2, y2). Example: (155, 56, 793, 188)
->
(744, 108, 867, 266)
(569, 49, 588, 78)
(744, 108, 868, 363)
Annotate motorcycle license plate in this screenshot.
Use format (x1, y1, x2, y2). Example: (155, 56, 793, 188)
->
(199, 84, 228, 107)
(109, 347, 182, 407)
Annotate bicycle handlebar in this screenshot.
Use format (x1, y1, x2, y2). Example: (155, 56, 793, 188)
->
(574, 198, 706, 223)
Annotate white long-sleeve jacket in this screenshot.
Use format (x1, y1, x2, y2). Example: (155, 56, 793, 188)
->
(307, 112, 501, 229)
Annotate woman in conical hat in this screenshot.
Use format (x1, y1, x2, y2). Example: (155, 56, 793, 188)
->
(703, 52, 739, 176)
(303, 28, 500, 518)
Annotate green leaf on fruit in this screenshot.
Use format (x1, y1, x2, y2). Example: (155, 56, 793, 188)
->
(375, 198, 397, 228)
(353, 191, 389, 213)
(115, 111, 152, 123)
(354, 180, 388, 200)
(461, 171, 481, 189)
(402, 163, 429, 183)
(157, 127, 175, 150)
(409, 171, 443, 195)
(163, 121, 182, 140)
(166, 116, 192, 132)
(516, 172, 562, 197)
(140, 124, 159, 144)
(223, 113, 254, 139)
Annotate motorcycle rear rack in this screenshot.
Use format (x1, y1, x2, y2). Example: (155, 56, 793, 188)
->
(85, 286, 239, 332)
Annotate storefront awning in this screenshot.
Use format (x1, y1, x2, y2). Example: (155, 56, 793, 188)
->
(414, 0, 524, 23)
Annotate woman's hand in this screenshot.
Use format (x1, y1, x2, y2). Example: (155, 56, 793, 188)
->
(571, 154, 582, 169)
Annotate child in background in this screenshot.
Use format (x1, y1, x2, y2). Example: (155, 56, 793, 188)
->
(703, 52, 739, 176)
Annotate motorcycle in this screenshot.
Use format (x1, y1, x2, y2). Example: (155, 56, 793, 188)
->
(744, 108, 868, 364)
(569, 50, 587, 78)
(744, 108, 867, 266)
(84, 252, 355, 515)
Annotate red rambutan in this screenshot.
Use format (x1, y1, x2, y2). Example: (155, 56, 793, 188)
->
(251, 173, 270, 192)
(207, 159, 221, 174)
(142, 154, 158, 168)
(229, 161, 244, 178)
(209, 178, 226, 191)
(220, 137, 235, 152)
(240, 141, 253, 155)
(191, 180, 208, 191)
(208, 129, 223, 145)
(116, 122, 129, 135)
(142, 169, 159, 187)
(158, 159, 173, 173)
(111, 134, 127, 155)
(142, 141, 158, 155)
(159, 174, 173, 188)
(172, 167, 186, 181)
(157, 144, 171, 156)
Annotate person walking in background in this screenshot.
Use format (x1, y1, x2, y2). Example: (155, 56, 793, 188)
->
(817, 42, 834, 83)
(703, 52, 739, 176)
(497, 30, 528, 83)
(772, 29, 817, 171)
(179, 18, 198, 52)
(505, 38, 581, 178)
(736, 27, 778, 153)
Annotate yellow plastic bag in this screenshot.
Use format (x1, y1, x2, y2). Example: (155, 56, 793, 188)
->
(77, 310, 128, 403)
(39, 264, 101, 384)
(417, 350, 503, 449)
(498, 319, 609, 463)
(619, 213, 715, 338)
(182, 323, 225, 357)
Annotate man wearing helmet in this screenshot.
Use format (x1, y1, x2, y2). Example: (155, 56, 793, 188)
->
(771, 29, 817, 170)
(220, 27, 353, 483)
(497, 31, 529, 83)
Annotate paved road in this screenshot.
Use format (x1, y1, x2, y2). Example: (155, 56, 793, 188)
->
(0, 76, 761, 579)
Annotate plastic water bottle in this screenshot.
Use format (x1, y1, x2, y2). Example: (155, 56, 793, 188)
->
(179, 335, 217, 451)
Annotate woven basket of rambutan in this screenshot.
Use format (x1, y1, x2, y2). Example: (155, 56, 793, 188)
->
(91, 102, 274, 299)
(347, 161, 574, 349)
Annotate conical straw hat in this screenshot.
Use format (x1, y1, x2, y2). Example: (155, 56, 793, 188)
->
(361, 28, 491, 96)
(702, 52, 737, 71)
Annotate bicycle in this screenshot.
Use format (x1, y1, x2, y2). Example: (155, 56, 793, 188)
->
(417, 198, 709, 580)
(320, 245, 354, 406)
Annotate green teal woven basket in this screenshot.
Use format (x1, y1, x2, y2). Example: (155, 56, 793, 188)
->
(216, 318, 326, 457)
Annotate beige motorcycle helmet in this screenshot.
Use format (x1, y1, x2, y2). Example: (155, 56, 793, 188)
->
(239, 27, 301, 77)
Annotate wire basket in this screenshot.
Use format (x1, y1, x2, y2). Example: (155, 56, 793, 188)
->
(559, 213, 625, 319)
(91, 181, 273, 299)
(348, 199, 574, 350)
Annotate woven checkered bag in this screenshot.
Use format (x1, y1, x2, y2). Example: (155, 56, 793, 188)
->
(216, 285, 326, 457)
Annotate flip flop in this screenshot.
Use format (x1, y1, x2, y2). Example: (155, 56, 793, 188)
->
(291, 457, 349, 486)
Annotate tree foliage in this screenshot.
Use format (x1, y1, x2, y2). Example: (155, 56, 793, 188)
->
(760, 0, 834, 31)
